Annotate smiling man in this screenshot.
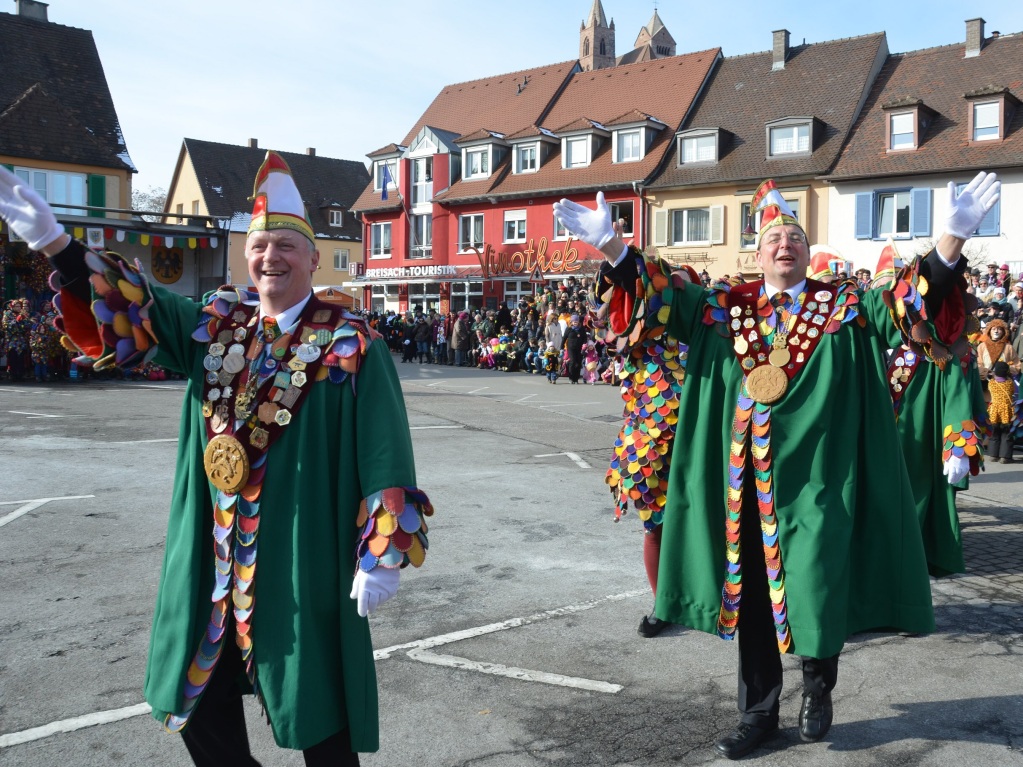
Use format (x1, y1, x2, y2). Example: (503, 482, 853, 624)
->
(0, 154, 433, 766)
(555, 172, 999, 760)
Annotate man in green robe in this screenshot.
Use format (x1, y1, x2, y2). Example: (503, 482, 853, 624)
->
(555, 172, 1000, 760)
(0, 157, 432, 766)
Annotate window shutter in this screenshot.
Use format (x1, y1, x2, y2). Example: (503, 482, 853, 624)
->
(909, 187, 932, 237)
(2, 164, 12, 172)
(87, 174, 106, 218)
(854, 192, 873, 239)
(709, 205, 724, 245)
(976, 197, 1000, 236)
(653, 209, 668, 247)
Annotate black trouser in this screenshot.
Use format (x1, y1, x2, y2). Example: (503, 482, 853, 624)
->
(737, 457, 839, 728)
(988, 424, 1015, 461)
(181, 630, 360, 767)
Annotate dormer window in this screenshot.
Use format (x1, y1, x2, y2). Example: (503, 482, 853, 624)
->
(616, 129, 641, 162)
(373, 159, 397, 193)
(678, 129, 719, 164)
(516, 143, 538, 173)
(464, 148, 490, 179)
(882, 99, 934, 152)
(768, 120, 811, 157)
(329, 209, 344, 227)
(889, 112, 915, 150)
(564, 137, 589, 168)
(965, 88, 1019, 144)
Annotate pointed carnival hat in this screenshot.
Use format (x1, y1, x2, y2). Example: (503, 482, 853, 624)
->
(870, 239, 904, 289)
(248, 151, 315, 244)
(749, 179, 803, 243)
(807, 244, 852, 281)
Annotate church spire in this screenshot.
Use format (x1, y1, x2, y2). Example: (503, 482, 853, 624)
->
(579, 0, 615, 71)
(586, 0, 608, 29)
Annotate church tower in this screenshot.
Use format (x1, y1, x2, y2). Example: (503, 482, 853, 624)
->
(579, 0, 615, 71)
(633, 9, 676, 58)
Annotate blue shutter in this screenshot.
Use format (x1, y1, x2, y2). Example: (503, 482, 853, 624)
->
(909, 187, 932, 237)
(854, 192, 873, 239)
(976, 197, 1000, 236)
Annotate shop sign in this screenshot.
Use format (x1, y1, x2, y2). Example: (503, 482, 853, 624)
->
(472, 237, 579, 279)
(364, 265, 458, 279)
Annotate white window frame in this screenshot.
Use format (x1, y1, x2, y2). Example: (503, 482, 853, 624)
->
(680, 132, 717, 164)
(458, 213, 484, 252)
(464, 147, 490, 179)
(374, 159, 398, 193)
(889, 112, 915, 150)
(554, 212, 569, 241)
(410, 214, 432, 260)
(768, 122, 811, 156)
(333, 248, 350, 270)
(503, 210, 527, 243)
(973, 101, 999, 141)
(563, 136, 589, 168)
(669, 208, 712, 246)
(369, 222, 391, 258)
(411, 156, 433, 205)
(876, 191, 912, 239)
(615, 129, 642, 163)
(609, 201, 634, 237)
(329, 209, 344, 227)
(515, 143, 538, 174)
(14, 166, 86, 214)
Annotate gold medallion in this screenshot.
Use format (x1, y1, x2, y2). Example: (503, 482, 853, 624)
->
(745, 364, 788, 405)
(768, 348, 791, 367)
(203, 434, 250, 494)
(734, 335, 749, 355)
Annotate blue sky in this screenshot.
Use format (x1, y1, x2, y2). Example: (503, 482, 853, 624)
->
(41, 0, 1023, 192)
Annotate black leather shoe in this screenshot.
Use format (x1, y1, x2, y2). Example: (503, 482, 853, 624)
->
(798, 691, 833, 742)
(714, 722, 778, 760)
(638, 613, 668, 638)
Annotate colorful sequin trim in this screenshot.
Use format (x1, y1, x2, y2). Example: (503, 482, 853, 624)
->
(356, 487, 434, 571)
(718, 385, 792, 653)
(942, 420, 983, 476)
(50, 249, 158, 370)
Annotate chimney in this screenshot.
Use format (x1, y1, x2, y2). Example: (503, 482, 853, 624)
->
(306, 147, 316, 156)
(247, 138, 258, 149)
(772, 29, 790, 71)
(16, 0, 49, 21)
(965, 17, 985, 58)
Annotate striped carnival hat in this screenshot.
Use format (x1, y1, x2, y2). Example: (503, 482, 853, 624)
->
(750, 179, 803, 243)
(248, 151, 315, 244)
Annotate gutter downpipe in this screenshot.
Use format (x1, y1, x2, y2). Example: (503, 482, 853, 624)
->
(632, 180, 644, 252)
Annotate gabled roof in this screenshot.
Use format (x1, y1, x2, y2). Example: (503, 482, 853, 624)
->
(830, 32, 1023, 180)
(353, 60, 579, 213)
(0, 12, 134, 172)
(172, 139, 369, 241)
(650, 32, 888, 189)
(434, 48, 721, 204)
(367, 143, 406, 158)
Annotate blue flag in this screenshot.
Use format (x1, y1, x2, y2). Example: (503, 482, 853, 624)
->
(381, 164, 392, 200)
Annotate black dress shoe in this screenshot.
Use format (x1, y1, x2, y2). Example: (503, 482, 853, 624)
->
(714, 722, 778, 760)
(798, 691, 833, 742)
(637, 613, 668, 638)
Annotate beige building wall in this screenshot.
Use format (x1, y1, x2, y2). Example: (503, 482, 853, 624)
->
(645, 182, 830, 279)
(1, 155, 131, 218)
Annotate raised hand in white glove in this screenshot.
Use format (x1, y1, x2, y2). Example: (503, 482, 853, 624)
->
(553, 191, 615, 250)
(945, 171, 1000, 240)
(0, 165, 65, 252)
(350, 566, 400, 617)
(942, 454, 970, 486)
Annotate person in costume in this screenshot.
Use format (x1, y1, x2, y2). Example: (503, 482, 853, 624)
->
(0, 156, 433, 766)
(987, 361, 1017, 463)
(871, 241, 986, 577)
(542, 341, 561, 383)
(562, 314, 589, 383)
(554, 171, 1000, 760)
(976, 319, 1020, 379)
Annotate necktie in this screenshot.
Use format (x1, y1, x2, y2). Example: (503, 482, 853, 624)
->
(262, 317, 281, 343)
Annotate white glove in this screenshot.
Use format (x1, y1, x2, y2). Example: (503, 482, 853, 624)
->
(553, 191, 615, 250)
(350, 567, 400, 617)
(942, 454, 970, 486)
(945, 171, 1000, 239)
(0, 166, 65, 252)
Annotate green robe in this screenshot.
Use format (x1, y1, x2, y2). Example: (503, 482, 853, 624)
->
(140, 285, 418, 751)
(647, 272, 937, 659)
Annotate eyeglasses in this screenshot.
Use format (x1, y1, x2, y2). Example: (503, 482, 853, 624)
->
(762, 231, 806, 245)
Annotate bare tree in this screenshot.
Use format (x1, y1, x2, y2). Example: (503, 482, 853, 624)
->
(131, 185, 167, 222)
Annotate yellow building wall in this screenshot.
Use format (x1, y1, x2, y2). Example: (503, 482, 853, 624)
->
(645, 182, 830, 279)
(0, 155, 132, 218)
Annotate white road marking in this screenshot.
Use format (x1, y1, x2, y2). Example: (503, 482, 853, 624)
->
(109, 438, 180, 444)
(513, 394, 538, 403)
(408, 649, 622, 693)
(0, 703, 152, 749)
(0, 389, 72, 396)
(409, 425, 466, 430)
(0, 495, 96, 528)
(0, 589, 646, 749)
(466, 387, 490, 395)
(533, 451, 593, 469)
(7, 410, 69, 419)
